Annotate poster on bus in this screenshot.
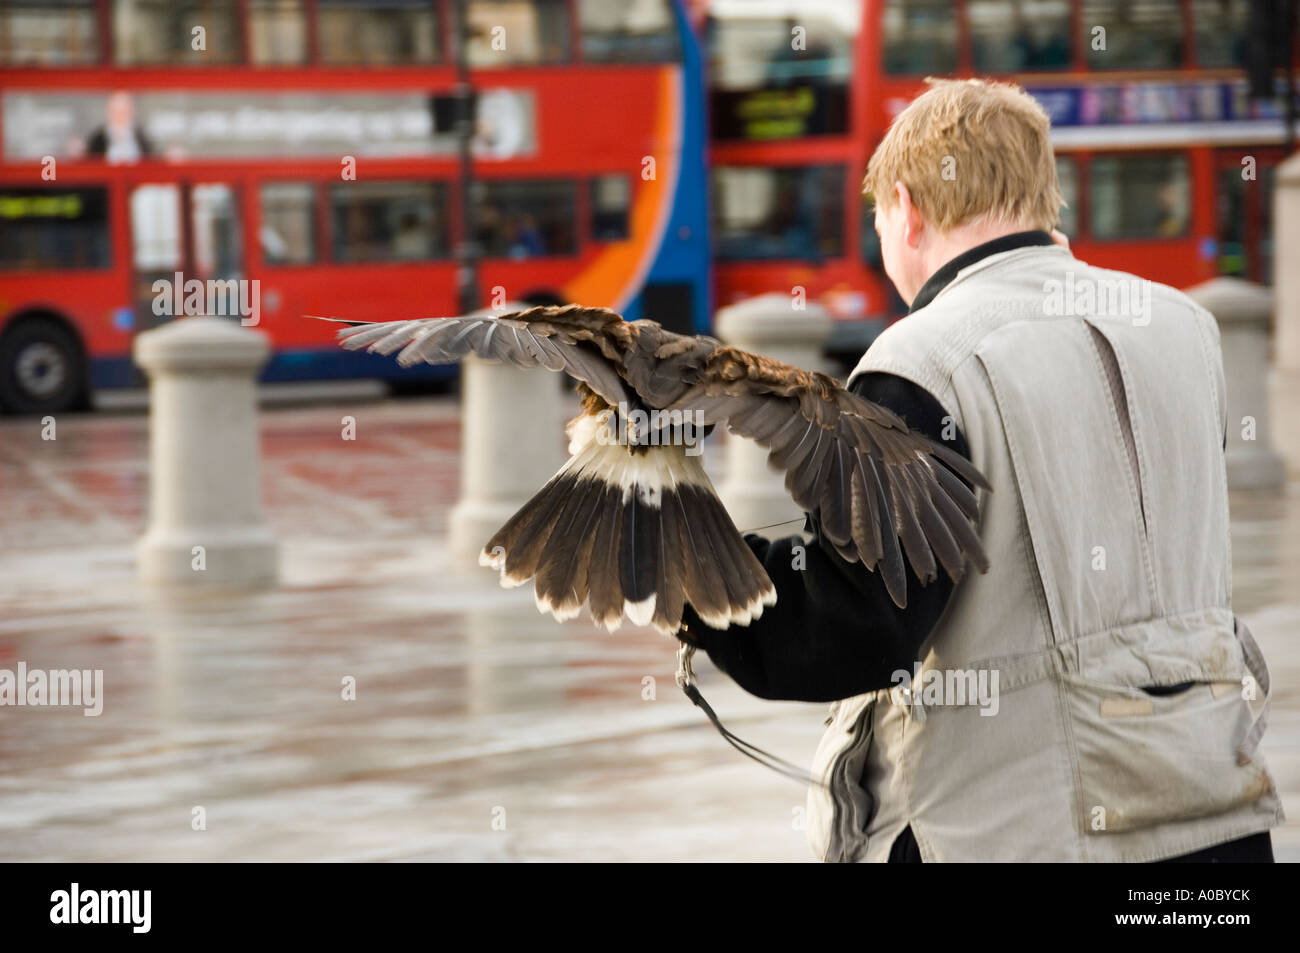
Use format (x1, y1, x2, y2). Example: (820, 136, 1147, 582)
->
(3, 88, 537, 163)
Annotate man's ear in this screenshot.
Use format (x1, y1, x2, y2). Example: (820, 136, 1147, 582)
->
(895, 182, 924, 249)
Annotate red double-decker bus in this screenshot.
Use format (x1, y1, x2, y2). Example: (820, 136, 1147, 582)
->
(0, 0, 711, 413)
(705, 0, 1297, 366)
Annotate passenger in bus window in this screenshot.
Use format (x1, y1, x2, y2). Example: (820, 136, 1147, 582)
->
(1152, 182, 1189, 238)
(392, 212, 428, 261)
(506, 213, 545, 259)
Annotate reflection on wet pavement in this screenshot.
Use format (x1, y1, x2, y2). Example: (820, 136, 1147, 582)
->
(0, 398, 1295, 861)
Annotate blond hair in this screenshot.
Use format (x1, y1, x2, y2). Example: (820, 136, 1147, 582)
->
(863, 78, 1063, 232)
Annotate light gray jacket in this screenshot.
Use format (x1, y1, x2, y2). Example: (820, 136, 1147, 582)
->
(806, 243, 1284, 862)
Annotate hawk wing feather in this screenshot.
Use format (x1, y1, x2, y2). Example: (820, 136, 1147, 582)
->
(319, 306, 633, 408)
(664, 345, 991, 608)
(313, 306, 991, 610)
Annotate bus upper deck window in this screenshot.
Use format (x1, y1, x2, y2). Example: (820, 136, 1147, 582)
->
(1083, 0, 1183, 70)
(1192, 0, 1249, 68)
(969, 0, 1071, 72)
(707, 6, 856, 140)
(0, 0, 98, 65)
(250, 0, 308, 65)
(590, 176, 630, 242)
(579, 0, 680, 63)
(465, 0, 570, 67)
(114, 0, 240, 65)
(319, 0, 440, 65)
(882, 0, 957, 75)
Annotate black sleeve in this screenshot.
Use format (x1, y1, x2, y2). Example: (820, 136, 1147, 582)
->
(680, 372, 970, 703)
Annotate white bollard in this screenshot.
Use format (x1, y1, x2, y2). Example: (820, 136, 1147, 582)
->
(1186, 277, 1286, 490)
(134, 317, 278, 586)
(715, 293, 833, 534)
(1273, 153, 1300, 474)
(448, 306, 566, 561)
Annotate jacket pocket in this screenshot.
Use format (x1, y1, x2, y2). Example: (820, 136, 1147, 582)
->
(807, 694, 876, 862)
(1062, 673, 1273, 835)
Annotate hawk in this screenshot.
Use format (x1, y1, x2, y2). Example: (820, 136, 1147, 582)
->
(321, 305, 990, 636)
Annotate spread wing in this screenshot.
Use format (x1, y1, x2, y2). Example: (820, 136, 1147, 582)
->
(662, 346, 990, 608)
(315, 307, 990, 609)
(312, 305, 634, 407)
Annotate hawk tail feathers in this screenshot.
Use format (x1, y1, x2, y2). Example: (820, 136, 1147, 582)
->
(481, 412, 776, 635)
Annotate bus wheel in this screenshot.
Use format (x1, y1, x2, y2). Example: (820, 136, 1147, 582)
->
(0, 317, 87, 415)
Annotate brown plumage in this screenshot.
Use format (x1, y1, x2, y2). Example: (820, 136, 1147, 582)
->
(316, 304, 991, 634)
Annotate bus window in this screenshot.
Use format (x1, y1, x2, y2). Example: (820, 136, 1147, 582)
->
(466, 0, 569, 66)
(1192, 0, 1248, 68)
(0, 187, 110, 271)
(882, 0, 957, 75)
(330, 182, 450, 263)
(191, 183, 243, 282)
(590, 175, 630, 241)
(114, 0, 241, 65)
(130, 185, 181, 273)
(319, 0, 440, 65)
(712, 164, 844, 261)
(1216, 163, 1246, 276)
(1260, 164, 1276, 286)
(1055, 155, 1079, 237)
(1083, 0, 1183, 70)
(473, 180, 577, 258)
(1258, 164, 1279, 286)
(250, 0, 308, 65)
(708, 2, 855, 140)
(969, 0, 1071, 72)
(1090, 154, 1189, 240)
(1216, 150, 1280, 285)
(129, 184, 181, 328)
(0, 0, 98, 65)
(261, 184, 317, 266)
(580, 0, 679, 63)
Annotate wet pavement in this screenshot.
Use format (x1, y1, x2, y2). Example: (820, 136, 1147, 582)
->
(0, 395, 1297, 862)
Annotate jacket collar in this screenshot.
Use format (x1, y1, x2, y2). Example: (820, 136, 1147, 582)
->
(908, 230, 1056, 313)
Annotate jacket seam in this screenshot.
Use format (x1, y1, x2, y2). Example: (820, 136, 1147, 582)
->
(1080, 321, 1161, 612)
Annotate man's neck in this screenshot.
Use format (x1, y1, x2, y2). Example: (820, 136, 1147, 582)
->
(907, 228, 1056, 314)
(917, 218, 1038, 287)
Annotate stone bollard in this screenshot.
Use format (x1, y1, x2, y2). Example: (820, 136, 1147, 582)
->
(1273, 152, 1300, 474)
(134, 317, 279, 586)
(1186, 277, 1286, 490)
(715, 293, 834, 534)
(448, 305, 566, 561)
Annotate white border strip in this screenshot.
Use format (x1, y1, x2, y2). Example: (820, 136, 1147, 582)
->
(1051, 119, 1298, 149)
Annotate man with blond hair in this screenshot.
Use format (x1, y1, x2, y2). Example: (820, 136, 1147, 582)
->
(681, 78, 1282, 862)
